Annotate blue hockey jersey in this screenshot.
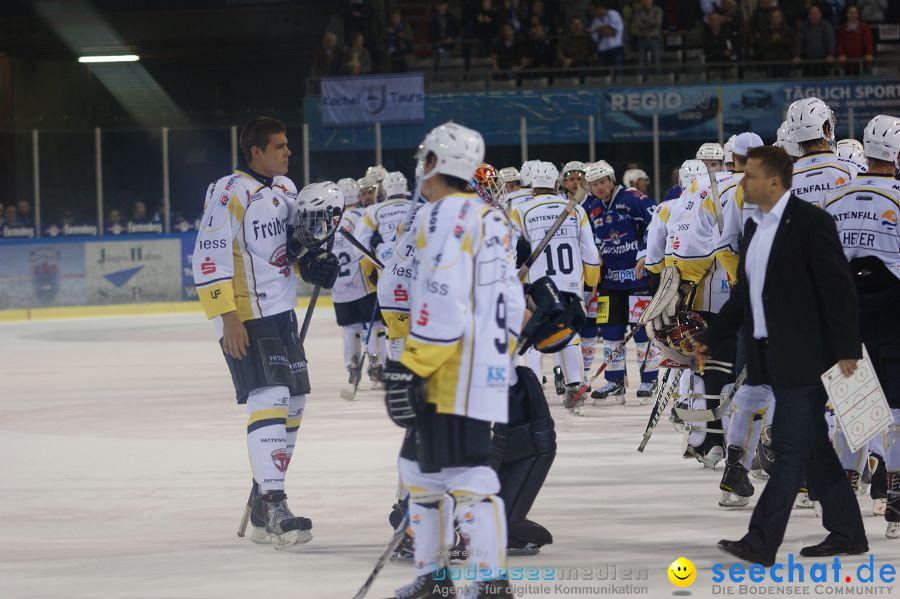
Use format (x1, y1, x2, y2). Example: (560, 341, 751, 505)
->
(584, 185, 653, 290)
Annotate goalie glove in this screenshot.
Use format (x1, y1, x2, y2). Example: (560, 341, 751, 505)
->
(383, 361, 425, 428)
(638, 265, 695, 340)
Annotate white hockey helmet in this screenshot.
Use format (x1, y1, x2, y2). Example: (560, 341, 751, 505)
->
(365, 164, 388, 183)
(414, 158, 425, 181)
(863, 114, 900, 168)
(382, 171, 408, 198)
(723, 134, 737, 165)
(623, 168, 649, 188)
(415, 122, 485, 182)
(561, 160, 586, 176)
(293, 181, 345, 249)
(498, 166, 521, 185)
(519, 159, 541, 187)
(836, 139, 866, 167)
(357, 174, 378, 191)
(585, 160, 615, 183)
(787, 97, 836, 144)
(732, 132, 764, 157)
(336, 177, 360, 205)
(774, 120, 802, 158)
(531, 161, 560, 189)
(696, 142, 724, 161)
(679, 159, 706, 190)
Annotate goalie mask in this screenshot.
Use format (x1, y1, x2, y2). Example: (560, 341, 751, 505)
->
(651, 311, 707, 368)
(518, 276, 586, 354)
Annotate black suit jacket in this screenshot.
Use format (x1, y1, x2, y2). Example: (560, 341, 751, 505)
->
(703, 194, 861, 387)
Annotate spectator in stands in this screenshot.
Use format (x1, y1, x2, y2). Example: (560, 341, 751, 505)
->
(749, 0, 778, 51)
(502, 0, 529, 33)
(558, 16, 596, 68)
(344, 0, 377, 49)
(107, 209, 125, 235)
(589, 1, 625, 68)
(755, 8, 794, 74)
(527, 22, 556, 68)
(3, 204, 18, 227)
(431, 0, 460, 60)
(530, 1, 553, 32)
(491, 22, 528, 71)
(474, 0, 501, 57)
(704, 8, 742, 64)
(386, 9, 414, 72)
(630, 0, 663, 68)
(857, 0, 887, 23)
(793, 5, 836, 76)
(560, 0, 591, 34)
(346, 32, 374, 74)
(16, 200, 33, 227)
(715, 0, 744, 31)
(837, 5, 874, 74)
(701, 0, 723, 23)
(131, 201, 150, 225)
(312, 31, 345, 77)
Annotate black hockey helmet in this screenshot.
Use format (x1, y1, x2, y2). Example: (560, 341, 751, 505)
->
(518, 276, 586, 355)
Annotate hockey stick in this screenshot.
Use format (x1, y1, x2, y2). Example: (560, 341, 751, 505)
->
(339, 227, 385, 270)
(236, 483, 255, 537)
(352, 516, 409, 599)
(298, 237, 335, 343)
(637, 367, 682, 452)
(569, 325, 641, 405)
(340, 304, 380, 401)
(517, 196, 578, 280)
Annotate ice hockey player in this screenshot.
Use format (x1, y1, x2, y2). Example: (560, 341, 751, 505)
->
(645, 155, 736, 468)
(560, 161, 588, 204)
(696, 142, 725, 172)
(723, 134, 738, 172)
(367, 164, 389, 202)
(825, 114, 900, 537)
(836, 138, 868, 174)
(787, 97, 857, 207)
(774, 120, 802, 161)
(497, 166, 529, 211)
(623, 168, 653, 204)
(355, 171, 412, 385)
(510, 161, 600, 413)
(583, 160, 656, 404)
(331, 177, 376, 389)
(382, 121, 525, 598)
(192, 117, 340, 550)
(473, 163, 503, 207)
(710, 132, 777, 506)
(358, 174, 379, 207)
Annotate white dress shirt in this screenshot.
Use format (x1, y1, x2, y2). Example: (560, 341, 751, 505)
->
(744, 191, 790, 339)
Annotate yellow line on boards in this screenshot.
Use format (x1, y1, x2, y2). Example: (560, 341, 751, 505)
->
(0, 296, 334, 322)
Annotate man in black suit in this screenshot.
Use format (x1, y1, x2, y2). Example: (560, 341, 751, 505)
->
(699, 145, 868, 567)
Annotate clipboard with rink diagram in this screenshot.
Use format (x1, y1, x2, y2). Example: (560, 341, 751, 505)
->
(822, 345, 892, 453)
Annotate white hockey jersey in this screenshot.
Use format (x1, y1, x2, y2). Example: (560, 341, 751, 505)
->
(354, 198, 414, 265)
(648, 172, 732, 312)
(505, 188, 533, 214)
(377, 201, 427, 341)
(400, 193, 525, 424)
(825, 173, 900, 281)
(792, 151, 855, 207)
(193, 170, 298, 323)
(509, 193, 600, 294)
(332, 206, 371, 304)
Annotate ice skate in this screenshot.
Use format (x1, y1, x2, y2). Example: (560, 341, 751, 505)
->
(348, 355, 362, 387)
(553, 366, 566, 396)
(795, 488, 814, 509)
(591, 379, 625, 406)
(387, 571, 455, 599)
(636, 380, 657, 404)
(250, 491, 312, 551)
(719, 446, 754, 508)
(749, 454, 769, 480)
(389, 531, 414, 562)
(874, 498, 887, 516)
(369, 362, 385, 390)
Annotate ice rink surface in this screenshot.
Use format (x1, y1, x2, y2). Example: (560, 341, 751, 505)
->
(2, 309, 898, 599)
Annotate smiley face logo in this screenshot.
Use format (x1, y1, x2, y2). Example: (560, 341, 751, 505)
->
(668, 557, 696, 587)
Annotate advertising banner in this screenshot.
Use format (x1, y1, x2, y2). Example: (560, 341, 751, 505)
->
(0, 242, 86, 309)
(84, 239, 182, 304)
(321, 73, 425, 126)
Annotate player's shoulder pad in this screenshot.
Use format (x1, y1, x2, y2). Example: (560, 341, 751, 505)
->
(272, 175, 298, 195)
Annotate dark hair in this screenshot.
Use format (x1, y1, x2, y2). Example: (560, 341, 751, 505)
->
(240, 117, 286, 163)
(746, 146, 793, 189)
(423, 151, 469, 191)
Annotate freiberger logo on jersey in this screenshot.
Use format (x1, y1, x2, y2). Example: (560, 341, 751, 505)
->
(271, 448, 290, 473)
(268, 245, 290, 277)
(252, 217, 288, 241)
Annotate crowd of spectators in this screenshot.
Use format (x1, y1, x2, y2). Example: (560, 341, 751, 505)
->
(310, 0, 897, 79)
(0, 199, 186, 239)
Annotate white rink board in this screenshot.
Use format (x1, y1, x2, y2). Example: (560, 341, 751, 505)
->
(1, 311, 897, 599)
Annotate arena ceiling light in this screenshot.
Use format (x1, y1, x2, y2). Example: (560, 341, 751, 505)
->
(78, 55, 140, 63)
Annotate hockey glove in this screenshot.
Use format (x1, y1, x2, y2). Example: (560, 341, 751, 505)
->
(383, 361, 425, 428)
(286, 225, 305, 263)
(370, 229, 384, 252)
(515, 237, 533, 269)
(298, 249, 339, 289)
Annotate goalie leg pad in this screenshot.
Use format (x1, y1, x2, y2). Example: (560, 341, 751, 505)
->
(398, 457, 448, 576)
(725, 384, 774, 470)
(639, 265, 681, 329)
